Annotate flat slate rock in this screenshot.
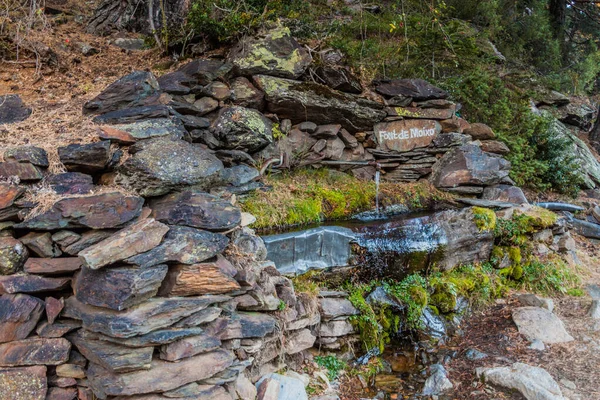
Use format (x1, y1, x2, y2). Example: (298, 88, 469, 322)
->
(68, 330, 153, 373)
(83, 71, 160, 115)
(535, 202, 585, 212)
(4, 146, 49, 167)
(62, 295, 230, 338)
(0, 94, 32, 124)
(159, 332, 221, 361)
(319, 297, 359, 320)
(79, 218, 169, 269)
(0, 365, 47, 400)
(61, 230, 115, 255)
(58, 142, 111, 174)
(218, 312, 277, 340)
(0, 274, 71, 294)
(0, 337, 71, 366)
(111, 118, 187, 140)
(20, 232, 61, 258)
(86, 327, 206, 348)
(35, 319, 81, 338)
(0, 161, 42, 181)
(114, 137, 224, 197)
(15, 192, 143, 230)
(0, 183, 25, 210)
(512, 307, 574, 344)
(46, 387, 77, 400)
(457, 198, 517, 209)
(374, 78, 448, 101)
(149, 191, 241, 231)
(126, 225, 229, 267)
(74, 264, 168, 311)
(23, 258, 82, 275)
(47, 173, 94, 195)
(92, 105, 170, 125)
(87, 349, 234, 398)
(0, 294, 44, 343)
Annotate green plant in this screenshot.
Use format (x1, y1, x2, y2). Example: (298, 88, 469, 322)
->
(277, 300, 286, 311)
(472, 207, 497, 232)
(314, 355, 347, 381)
(511, 257, 581, 295)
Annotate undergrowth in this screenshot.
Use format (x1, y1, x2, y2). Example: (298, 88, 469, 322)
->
(241, 168, 451, 230)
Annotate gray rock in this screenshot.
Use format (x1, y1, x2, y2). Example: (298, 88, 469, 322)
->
(512, 307, 574, 343)
(529, 339, 545, 351)
(58, 141, 111, 174)
(4, 146, 49, 168)
(256, 373, 309, 400)
(93, 105, 170, 125)
(212, 106, 273, 153)
(564, 214, 600, 239)
(319, 297, 359, 320)
(374, 78, 448, 101)
(0, 94, 31, 124)
(254, 75, 385, 132)
(111, 118, 187, 140)
(420, 307, 447, 340)
(114, 137, 224, 197)
(230, 77, 265, 110)
(229, 26, 311, 79)
(422, 364, 453, 395)
(516, 294, 554, 312)
(483, 185, 528, 204)
(113, 38, 146, 51)
(318, 320, 354, 337)
(535, 202, 585, 212)
(465, 348, 488, 360)
(476, 362, 565, 400)
(588, 299, 600, 319)
(221, 165, 260, 187)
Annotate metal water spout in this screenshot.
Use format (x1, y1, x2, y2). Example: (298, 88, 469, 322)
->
(374, 162, 381, 215)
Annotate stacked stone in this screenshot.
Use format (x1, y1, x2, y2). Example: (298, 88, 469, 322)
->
(315, 291, 359, 350)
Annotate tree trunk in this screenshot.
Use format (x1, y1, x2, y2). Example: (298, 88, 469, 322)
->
(86, 0, 189, 37)
(590, 106, 600, 153)
(549, 0, 567, 37)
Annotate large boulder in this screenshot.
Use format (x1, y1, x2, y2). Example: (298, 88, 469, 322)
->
(431, 144, 511, 189)
(113, 137, 224, 197)
(15, 192, 143, 230)
(253, 75, 386, 132)
(212, 107, 273, 153)
(83, 71, 160, 115)
(229, 26, 311, 79)
(477, 362, 565, 400)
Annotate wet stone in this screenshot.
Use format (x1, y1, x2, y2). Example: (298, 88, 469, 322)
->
(58, 141, 111, 174)
(4, 146, 49, 168)
(0, 274, 70, 295)
(74, 264, 168, 311)
(0, 337, 71, 366)
(150, 191, 241, 231)
(0, 294, 44, 343)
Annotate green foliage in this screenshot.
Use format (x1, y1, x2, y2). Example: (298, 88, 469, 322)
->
(314, 355, 347, 381)
(277, 300, 286, 311)
(510, 257, 581, 296)
(383, 274, 429, 329)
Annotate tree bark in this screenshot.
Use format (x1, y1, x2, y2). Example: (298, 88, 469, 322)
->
(86, 0, 189, 37)
(590, 106, 600, 153)
(549, 0, 567, 37)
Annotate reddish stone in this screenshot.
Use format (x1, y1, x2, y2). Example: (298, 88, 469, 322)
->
(24, 258, 81, 275)
(0, 274, 71, 295)
(0, 161, 42, 181)
(0, 337, 71, 366)
(0, 183, 24, 209)
(48, 376, 77, 388)
(0, 365, 47, 400)
(36, 319, 81, 338)
(0, 294, 44, 343)
(98, 126, 137, 144)
(45, 297, 65, 324)
(20, 232, 61, 258)
(46, 387, 77, 400)
(464, 123, 495, 140)
(77, 387, 94, 400)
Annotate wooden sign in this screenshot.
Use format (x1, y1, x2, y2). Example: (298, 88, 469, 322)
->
(374, 119, 441, 152)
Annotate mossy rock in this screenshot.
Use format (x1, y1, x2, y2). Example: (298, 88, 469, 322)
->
(472, 207, 497, 232)
(516, 206, 558, 230)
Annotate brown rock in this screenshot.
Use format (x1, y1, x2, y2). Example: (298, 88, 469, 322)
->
(374, 119, 441, 153)
(284, 328, 316, 354)
(36, 319, 81, 338)
(0, 337, 71, 366)
(386, 106, 454, 120)
(204, 81, 231, 101)
(74, 264, 168, 311)
(45, 297, 65, 324)
(77, 387, 94, 400)
(319, 297, 359, 320)
(98, 126, 137, 144)
(480, 140, 510, 155)
(0, 183, 25, 210)
(0, 161, 42, 181)
(46, 387, 77, 400)
(78, 218, 169, 270)
(230, 77, 264, 110)
(62, 295, 230, 338)
(15, 193, 144, 230)
(24, 258, 81, 275)
(0, 294, 44, 343)
(51, 231, 80, 248)
(149, 191, 241, 232)
(19, 232, 61, 258)
(0, 237, 28, 275)
(56, 364, 86, 379)
(464, 123, 495, 140)
(313, 124, 341, 139)
(68, 330, 153, 373)
(338, 128, 358, 148)
(159, 333, 221, 361)
(87, 349, 234, 398)
(0, 366, 47, 400)
(0, 274, 70, 295)
(159, 255, 240, 297)
(62, 230, 114, 255)
(48, 376, 77, 388)
(440, 117, 470, 133)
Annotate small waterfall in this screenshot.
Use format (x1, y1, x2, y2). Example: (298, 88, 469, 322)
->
(375, 165, 381, 214)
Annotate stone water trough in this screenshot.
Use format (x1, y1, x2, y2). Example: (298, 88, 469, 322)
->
(263, 207, 494, 277)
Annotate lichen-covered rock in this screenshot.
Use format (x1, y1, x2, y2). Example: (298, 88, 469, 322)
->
(0, 237, 28, 275)
(229, 26, 311, 79)
(230, 77, 265, 110)
(15, 192, 144, 230)
(149, 191, 241, 231)
(87, 349, 234, 398)
(114, 137, 224, 197)
(0, 337, 71, 366)
(253, 75, 386, 132)
(110, 118, 187, 140)
(126, 225, 229, 267)
(431, 144, 511, 189)
(212, 107, 273, 153)
(83, 71, 160, 115)
(4, 146, 49, 168)
(0, 366, 47, 400)
(0, 294, 44, 343)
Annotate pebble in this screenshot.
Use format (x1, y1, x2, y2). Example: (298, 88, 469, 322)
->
(529, 339, 545, 351)
(465, 348, 488, 360)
